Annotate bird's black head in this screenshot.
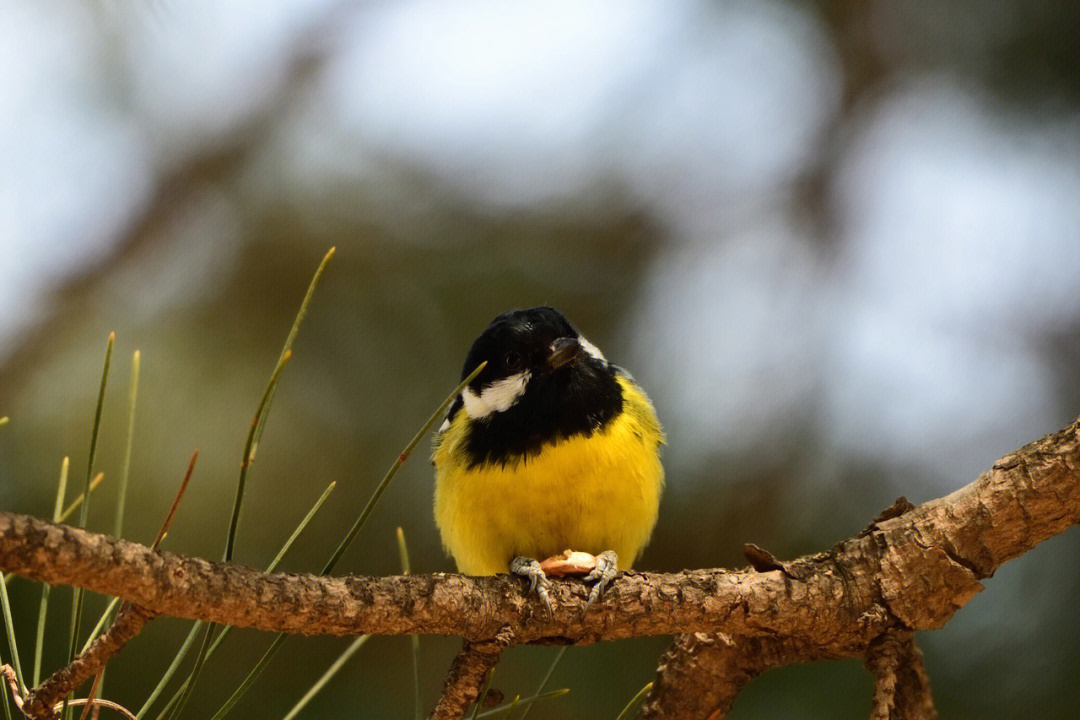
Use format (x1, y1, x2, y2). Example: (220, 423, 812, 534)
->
(449, 307, 623, 466)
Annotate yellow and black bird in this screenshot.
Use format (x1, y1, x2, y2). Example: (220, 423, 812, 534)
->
(433, 307, 664, 611)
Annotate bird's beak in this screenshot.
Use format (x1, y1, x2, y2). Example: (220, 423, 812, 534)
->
(548, 337, 582, 370)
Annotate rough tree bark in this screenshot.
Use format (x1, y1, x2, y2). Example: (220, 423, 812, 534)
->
(1, 416, 1078, 719)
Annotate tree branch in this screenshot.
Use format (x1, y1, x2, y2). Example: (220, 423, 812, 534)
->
(641, 633, 843, 720)
(866, 632, 936, 720)
(429, 629, 515, 720)
(19, 604, 154, 719)
(3, 664, 139, 720)
(1, 417, 1079, 718)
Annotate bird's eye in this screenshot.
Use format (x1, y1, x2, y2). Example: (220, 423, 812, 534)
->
(504, 351, 524, 371)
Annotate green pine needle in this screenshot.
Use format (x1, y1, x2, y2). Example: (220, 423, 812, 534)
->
(469, 670, 496, 720)
(66, 332, 114, 718)
(517, 647, 566, 720)
(251, 247, 335, 455)
(265, 482, 336, 571)
(0, 574, 25, 693)
(78, 333, 113, 529)
(161, 621, 212, 720)
(204, 634, 286, 720)
(1, 649, 13, 720)
(114, 350, 141, 540)
(223, 349, 291, 564)
(33, 457, 70, 686)
(395, 527, 412, 574)
(475, 689, 570, 719)
(79, 597, 122, 654)
(397, 527, 422, 720)
(136, 621, 202, 719)
(613, 681, 653, 720)
(225, 249, 334, 566)
(281, 635, 370, 720)
(56, 472, 104, 526)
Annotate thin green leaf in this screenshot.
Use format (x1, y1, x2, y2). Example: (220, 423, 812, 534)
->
(33, 457, 70, 686)
(223, 256, 336, 566)
(469, 670, 496, 720)
(62, 473, 105, 524)
(280, 635, 369, 720)
(517, 647, 566, 720)
(114, 350, 141, 540)
(1, 650, 14, 720)
(226, 249, 334, 565)
(396, 527, 422, 720)
(252, 247, 335, 455)
(0, 575, 25, 693)
(78, 334, 113, 525)
(33, 585, 51, 688)
(224, 349, 291, 564)
(203, 364, 487, 720)
(205, 634, 287, 720)
(395, 527, 412, 574)
(161, 621, 212, 720)
(475, 689, 570, 719)
(135, 621, 202, 719)
(613, 681, 652, 720)
(266, 482, 336, 571)
(79, 597, 121, 655)
(67, 333, 114, 702)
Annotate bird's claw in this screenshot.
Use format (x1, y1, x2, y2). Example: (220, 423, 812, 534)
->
(511, 556, 554, 616)
(582, 550, 618, 616)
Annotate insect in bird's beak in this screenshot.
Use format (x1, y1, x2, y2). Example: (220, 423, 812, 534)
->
(547, 337, 582, 370)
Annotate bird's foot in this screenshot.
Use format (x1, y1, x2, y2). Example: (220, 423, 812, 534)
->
(511, 556, 553, 616)
(582, 550, 618, 615)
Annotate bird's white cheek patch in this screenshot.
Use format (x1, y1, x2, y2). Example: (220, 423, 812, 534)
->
(463, 372, 531, 418)
(579, 337, 606, 362)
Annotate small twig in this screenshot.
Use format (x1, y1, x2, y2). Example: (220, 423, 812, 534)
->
(60, 698, 136, 720)
(20, 606, 154, 719)
(6, 663, 138, 720)
(430, 629, 515, 720)
(76, 672, 103, 720)
(867, 634, 901, 720)
(866, 633, 936, 720)
(2, 665, 23, 712)
(643, 633, 760, 720)
(894, 639, 935, 719)
(643, 633, 845, 720)
(151, 450, 198, 551)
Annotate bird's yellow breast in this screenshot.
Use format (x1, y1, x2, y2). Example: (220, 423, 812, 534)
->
(433, 375, 664, 575)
